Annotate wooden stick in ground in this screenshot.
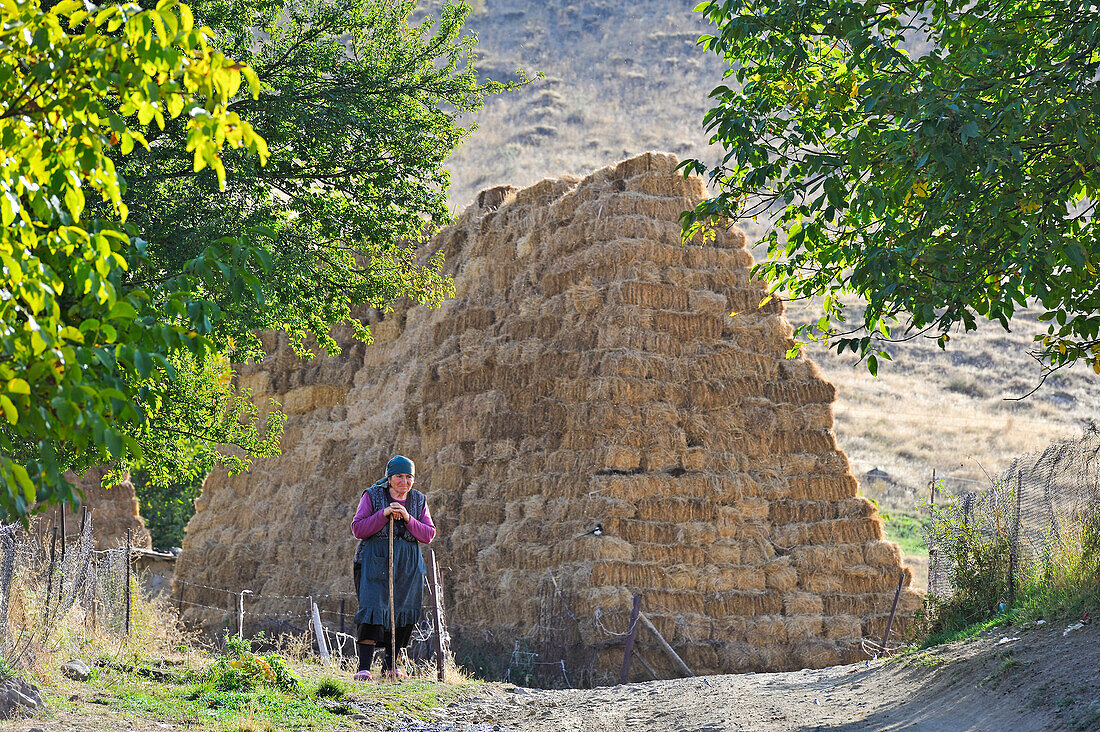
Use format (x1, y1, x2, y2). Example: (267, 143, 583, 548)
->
(426, 548, 445, 681)
(880, 570, 905, 655)
(388, 515, 396, 680)
(638, 612, 693, 678)
(311, 601, 331, 665)
(125, 528, 132, 636)
(634, 650, 660, 681)
(620, 594, 642, 684)
(44, 526, 58, 624)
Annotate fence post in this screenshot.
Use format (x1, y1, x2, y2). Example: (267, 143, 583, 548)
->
(1009, 473, 1023, 606)
(307, 596, 315, 653)
(238, 590, 252, 639)
(639, 612, 693, 678)
(44, 526, 58, 625)
(177, 582, 185, 616)
(311, 601, 330, 664)
(125, 528, 132, 636)
(426, 549, 447, 681)
(59, 506, 66, 564)
(620, 594, 642, 684)
(879, 571, 905, 655)
(339, 598, 346, 637)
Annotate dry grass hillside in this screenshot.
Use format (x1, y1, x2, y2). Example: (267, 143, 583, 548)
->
(441, 0, 1100, 553)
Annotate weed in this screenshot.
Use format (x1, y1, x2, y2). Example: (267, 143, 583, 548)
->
(312, 676, 349, 700)
(201, 634, 299, 693)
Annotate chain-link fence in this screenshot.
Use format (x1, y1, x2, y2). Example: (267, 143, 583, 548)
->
(0, 512, 136, 670)
(927, 429, 1100, 602)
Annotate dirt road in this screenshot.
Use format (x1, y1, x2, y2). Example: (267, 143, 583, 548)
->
(420, 620, 1100, 731)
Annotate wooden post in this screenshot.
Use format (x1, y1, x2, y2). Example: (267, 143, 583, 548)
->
(426, 549, 446, 681)
(59, 506, 66, 563)
(619, 594, 642, 684)
(44, 526, 58, 624)
(879, 571, 905, 655)
(125, 528, 132, 636)
(311, 602, 331, 665)
(79, 505, 89, 537)
(639, 612, 693, 678)
(388, 516, 396, 678)
(238, 590, 252, 639)
(634, 650, 659, 681)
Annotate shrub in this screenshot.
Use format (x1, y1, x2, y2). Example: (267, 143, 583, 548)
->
(923, 484, 1100, 643)
(202, 635, 299, 693)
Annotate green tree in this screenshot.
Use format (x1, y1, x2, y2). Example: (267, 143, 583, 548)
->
(682, 0, 1100, 379)
(0, 0, 274, 520)
(112, 0, 511, 363)
(1, 0, 514, 522)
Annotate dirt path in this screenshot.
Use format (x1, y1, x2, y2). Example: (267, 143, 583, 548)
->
(421, 620, 1099, 731)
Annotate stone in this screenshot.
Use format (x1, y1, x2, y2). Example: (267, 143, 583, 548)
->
(0, 677, 46, 720)
(61, 659, 92, 681)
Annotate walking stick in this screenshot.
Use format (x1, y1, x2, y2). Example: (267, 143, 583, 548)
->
(388, 515, 397, 680)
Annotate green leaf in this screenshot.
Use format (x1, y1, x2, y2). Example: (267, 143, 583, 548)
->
(0, 395, 16, 425)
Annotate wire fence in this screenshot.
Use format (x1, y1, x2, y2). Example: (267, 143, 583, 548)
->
(0, 511, 138, 670)
(927, 429, 1100, 601)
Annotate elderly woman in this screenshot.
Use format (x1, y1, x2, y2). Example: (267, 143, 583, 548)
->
(351, 455, 435, 680)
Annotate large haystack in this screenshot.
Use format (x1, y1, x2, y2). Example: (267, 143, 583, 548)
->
(175, 153, 920, 680)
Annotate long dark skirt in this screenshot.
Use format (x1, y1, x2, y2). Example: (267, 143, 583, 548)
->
(354, 533, 425, 629)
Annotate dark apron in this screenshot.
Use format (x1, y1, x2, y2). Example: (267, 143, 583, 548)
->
(354, 525, 426, 628)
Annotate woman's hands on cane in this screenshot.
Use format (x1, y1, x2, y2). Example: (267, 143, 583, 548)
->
(384, 503, 411, 522)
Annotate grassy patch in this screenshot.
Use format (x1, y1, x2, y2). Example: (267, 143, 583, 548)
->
(879, 511, 927, 556)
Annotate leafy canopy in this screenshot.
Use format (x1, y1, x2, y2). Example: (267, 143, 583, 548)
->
(1, 0, 514, 521)
(682, 0, 1100, 379)
(0, 0, 273, 520)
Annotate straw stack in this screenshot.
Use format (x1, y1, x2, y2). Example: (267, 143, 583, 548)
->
(174, 152, 921, 680)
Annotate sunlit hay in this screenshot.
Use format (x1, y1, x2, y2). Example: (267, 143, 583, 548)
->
(177, 153, 921, 682)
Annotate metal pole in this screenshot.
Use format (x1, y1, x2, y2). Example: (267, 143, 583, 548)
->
(879, 571, 905, 655)
(388, 516, 396, 679)
(1009, 473, 1022, 606)
(339, 598, 346, 637)
(620, 594, 642, 684)
(125, 528, 132, 636)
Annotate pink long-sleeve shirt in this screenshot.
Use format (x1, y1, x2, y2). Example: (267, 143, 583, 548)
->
(352, 491, 435, 544)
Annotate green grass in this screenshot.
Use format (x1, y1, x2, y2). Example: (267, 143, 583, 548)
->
(879, 511, 927, 557)
(41, 656, 478, 731)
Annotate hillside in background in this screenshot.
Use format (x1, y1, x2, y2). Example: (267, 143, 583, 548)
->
(440, 0, 1100, 578)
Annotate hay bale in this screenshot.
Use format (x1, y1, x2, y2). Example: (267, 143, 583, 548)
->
(175, 153, 918, 676)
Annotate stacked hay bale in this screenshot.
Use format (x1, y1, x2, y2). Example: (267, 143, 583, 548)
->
(175, 152, 920, 680)
(38, 468, 152, 550)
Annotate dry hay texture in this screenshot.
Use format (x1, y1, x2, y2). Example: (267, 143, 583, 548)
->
(174, 153, 921, 680)
(34, 468, 152, 551)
